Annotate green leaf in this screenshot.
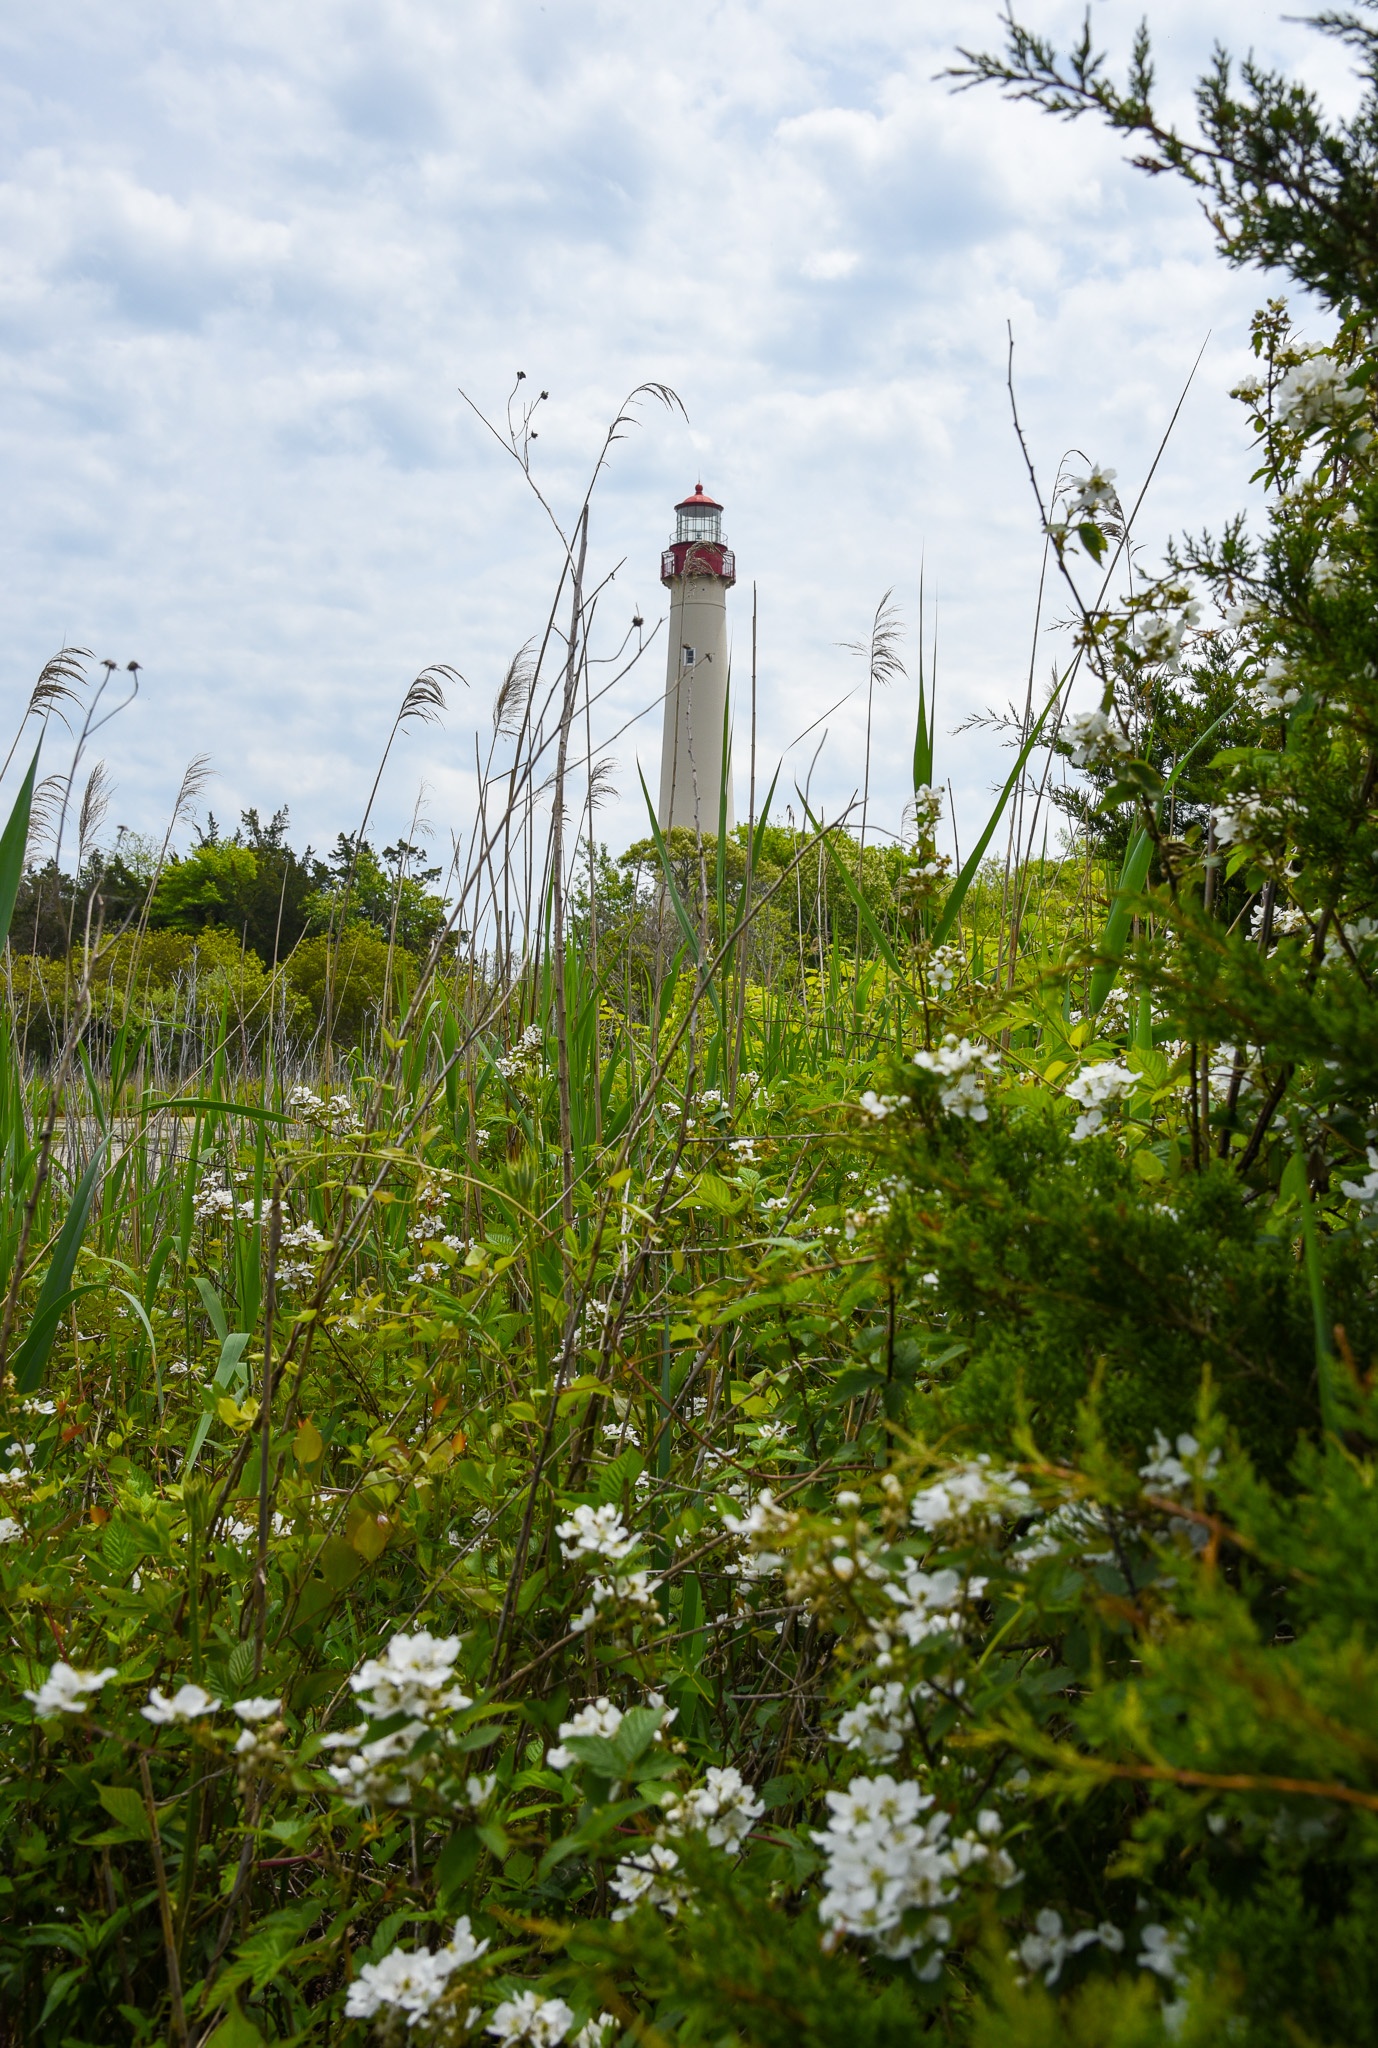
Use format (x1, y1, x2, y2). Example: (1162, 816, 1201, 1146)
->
(0, 748, 39, 950)
(186, 1330, 251, 1474)
(13, 1145, 108, 1396)
(1087, 828, 1154, 1015)
(202, 2009, 266, 2048)
(95, 1785, 151, 1841)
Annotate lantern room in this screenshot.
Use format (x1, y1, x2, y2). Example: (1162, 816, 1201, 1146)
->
(661, 484, 735, 588)
(675, 485, 723, 544)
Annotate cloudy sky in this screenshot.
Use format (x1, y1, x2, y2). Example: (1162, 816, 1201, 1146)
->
(0, 0, 1359, 874)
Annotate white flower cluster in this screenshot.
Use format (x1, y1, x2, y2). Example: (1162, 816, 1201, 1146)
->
(1212, 794, 1281, 849)
(556, 1503, 638, 1566)
(494, 1024, 544, 1080)
(1, 1439, 35, 1484)
(1064, 464, 1118, 519)
(488, 1991, 574, 2046)
(610, 1766, 765, 1918)
(545, 1696, 623, 1770)
(546, 1693, 675, 1770)
(1207, 1044, 1261, 1100)
(286, 1085, 360, 1135)
(912, 1036, 1000, 1122)
(859, 1090, 910, 1120)
(1254, 657, 1302, 711)
(835, 1682, 913, 1762)
(1131, 597, 1200, 668)
(1064, 707, 1133, 770)
(1141, 1432, 1219, 1501)
(927, 943, 963, 996)
(323, 1632, 472, 1807)
(909, 1456, 1031, 1537)
(661, 1765, 764, 1852)
(1013, 1908, 1124, 1986)
(0, 1515, 21, 1543)
(345, 1914, 489, 2028)
(278, 1217, 327, 1290)
(570, 1569, 656, 1635)
(721, 1488, 791, 1581)
(912, 784, 945, 833)
(884, 1561, 984, 1650)
(224, 1511, 289, 1545)
(1065, 1060, 1136, 1142)
(192, 1176, 237, 1225)
(814, 1775, 1014, 1973)
(609, 1840, 687, 1919)
(1275, 357, 1365, 431)
(1251, 901, 1309, 944)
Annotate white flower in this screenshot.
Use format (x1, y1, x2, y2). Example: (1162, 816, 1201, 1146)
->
(547, 1697, 624, 1770)
(224, 1513, 288, 1544)
(1132, 600, 1200, 668)
(232, 1696, 281, 1723)
(836, 1683, 912, 1762)
(912, 1036, 1000, 1122)
(1275, 357, 1364, 430)
(345, 1915, 489, 2023)
(1138, 1922, 1188, 1984)
(0, 1516, 21, 1543)
(1014, 1909, 1124, 1987)
(24, 1660, 118, 1715)
(722, 1488, 791, 1579)
(1064, 465, 1118, 519)
(1065, 1060, 1136, 1142)
(143, 1682, 220, 1725)
(556, 1503, 638, 1566)
(1341, 1147, 1378, 1211)
(609, 1840, 686, 1919)
(351, 1631, 469, 1721)
(1140, 1432, 1220, 1500)
(1064, 707, 1132, 769)
(570, 1570, 656, 1633)
(663, 1766, 764, 1852)
(1255, 657, 1303, 709)
(910, 1456, 1031, 1535)
(884, 1562, 977, 1648)
(487, 1991, 575, 2046)
(927, 944, 962, 995)
(573, 2015, 618, 2048)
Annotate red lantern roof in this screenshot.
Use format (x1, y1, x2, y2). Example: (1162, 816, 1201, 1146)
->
(675, 483, 723, 511)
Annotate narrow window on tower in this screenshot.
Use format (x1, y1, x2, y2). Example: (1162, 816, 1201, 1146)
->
(682, 645, 697, 667)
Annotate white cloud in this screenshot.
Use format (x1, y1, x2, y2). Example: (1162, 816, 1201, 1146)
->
(0, 0, 1358, 873)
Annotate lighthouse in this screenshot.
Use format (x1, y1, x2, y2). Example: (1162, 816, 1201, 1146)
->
(657, 485, 735, 834)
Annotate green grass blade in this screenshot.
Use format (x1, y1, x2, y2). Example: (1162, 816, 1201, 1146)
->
(931, 685, 1065, 948)
(0, 748, 40, 951)
(13, 1144, 107, 1395)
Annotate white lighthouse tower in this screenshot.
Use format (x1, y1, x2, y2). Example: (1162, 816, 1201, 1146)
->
(657, 485, 735, 834)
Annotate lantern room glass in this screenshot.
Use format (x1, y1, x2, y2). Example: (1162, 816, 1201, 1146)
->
(676, 504, 722, 544)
